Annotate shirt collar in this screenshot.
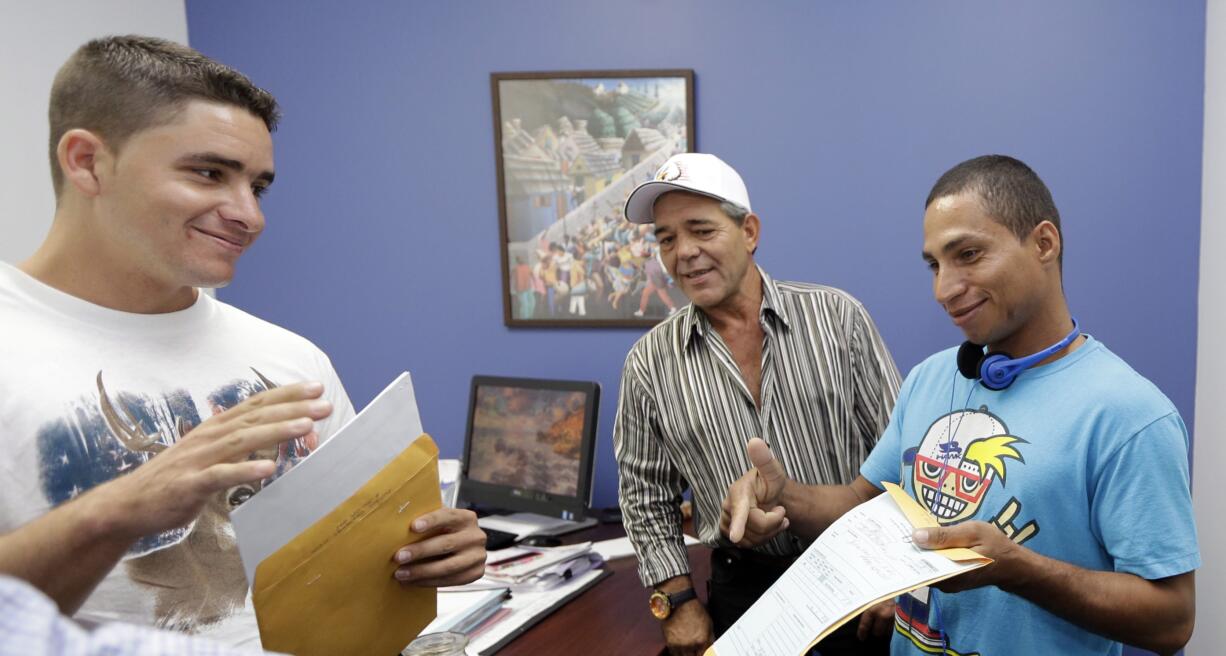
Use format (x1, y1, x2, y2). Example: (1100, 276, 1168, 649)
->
(683, 265, 790, 349)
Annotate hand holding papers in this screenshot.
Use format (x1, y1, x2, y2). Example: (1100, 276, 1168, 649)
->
(231, 373, 444, 656)
(706, 483, 991, 656)
(232, 373, 426, 582)
(252, 435, 442, 656)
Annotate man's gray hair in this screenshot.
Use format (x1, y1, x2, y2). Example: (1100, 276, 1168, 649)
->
(720, 200, 750, 226)
(719, 200, 757, 254)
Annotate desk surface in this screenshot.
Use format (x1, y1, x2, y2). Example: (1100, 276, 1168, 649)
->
(494, 521, 710, 656)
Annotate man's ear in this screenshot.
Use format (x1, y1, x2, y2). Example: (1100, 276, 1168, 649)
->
(57, 129, 110, 198)
(742, 212, 761, 255)
(1031, 220, 1061, 266)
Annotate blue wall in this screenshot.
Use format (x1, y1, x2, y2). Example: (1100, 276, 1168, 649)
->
(187, 1, 1205, 516)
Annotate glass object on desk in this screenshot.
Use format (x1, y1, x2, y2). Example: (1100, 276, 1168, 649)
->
(403, 630, 469, 656)
(439, 459, 461, 509)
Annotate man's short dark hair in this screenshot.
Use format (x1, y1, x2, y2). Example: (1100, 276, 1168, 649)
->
(925, 155, 1063, 262)
(48, 35, 280, 196)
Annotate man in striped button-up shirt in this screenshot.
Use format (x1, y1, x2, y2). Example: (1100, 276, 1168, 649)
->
(614, 153, 901, 655)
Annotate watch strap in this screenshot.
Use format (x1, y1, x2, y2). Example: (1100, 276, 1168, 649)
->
(650, 586, 698, 620)
(666, 587, 697, 608)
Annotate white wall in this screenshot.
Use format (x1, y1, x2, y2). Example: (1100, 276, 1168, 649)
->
(0, 1, 187, 265)
(1192, 1, 1225, 653)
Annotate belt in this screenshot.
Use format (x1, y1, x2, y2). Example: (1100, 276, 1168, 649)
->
(712, 546, 798, 572)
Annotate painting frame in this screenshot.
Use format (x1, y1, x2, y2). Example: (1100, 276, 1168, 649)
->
(491, 69, 696, 327)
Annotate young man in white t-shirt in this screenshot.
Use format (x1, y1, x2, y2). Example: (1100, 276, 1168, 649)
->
(0, 35, 485, 649)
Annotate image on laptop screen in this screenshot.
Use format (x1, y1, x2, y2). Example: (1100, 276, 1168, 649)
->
(467, 385, 586, 497)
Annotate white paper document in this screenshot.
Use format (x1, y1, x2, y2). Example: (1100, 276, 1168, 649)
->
(709, 491, 988, 656)
(231, 372, 423, 583)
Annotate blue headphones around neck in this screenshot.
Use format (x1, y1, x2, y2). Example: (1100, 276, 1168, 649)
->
(957, 318, 1081, 390)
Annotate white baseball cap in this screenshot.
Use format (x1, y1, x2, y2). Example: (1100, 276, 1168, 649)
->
(623, 153, 752, 224)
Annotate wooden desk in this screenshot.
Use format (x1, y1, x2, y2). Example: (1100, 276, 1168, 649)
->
(494, 522, 710, 656)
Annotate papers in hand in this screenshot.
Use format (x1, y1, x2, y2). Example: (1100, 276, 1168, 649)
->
(230, 373, 442, 656)
(232, 372, 424, 582)
(706, 483, 991, 656)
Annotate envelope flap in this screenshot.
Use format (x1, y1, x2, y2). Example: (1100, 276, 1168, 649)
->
(254, 434, 438, 592)
(883, 482, 992, 563)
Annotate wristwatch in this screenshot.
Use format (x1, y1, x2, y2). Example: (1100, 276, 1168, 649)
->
(649, 587, 698, 620)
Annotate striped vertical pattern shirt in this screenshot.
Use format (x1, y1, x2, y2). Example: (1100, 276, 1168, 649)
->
(614, 268, 902, 586)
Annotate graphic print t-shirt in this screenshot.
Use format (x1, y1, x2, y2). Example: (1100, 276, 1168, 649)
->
(860, 338, 1200, 656)
(0, 263, 356, 648)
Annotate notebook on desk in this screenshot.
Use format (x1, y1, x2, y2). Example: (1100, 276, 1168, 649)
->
(464, 568, 611, 655)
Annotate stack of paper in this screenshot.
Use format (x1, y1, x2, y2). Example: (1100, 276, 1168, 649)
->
(465, 568, 609, 655)
(427, 588, 510, 635)
(422, 545, 612, 654)
(483, 543, 604, 592)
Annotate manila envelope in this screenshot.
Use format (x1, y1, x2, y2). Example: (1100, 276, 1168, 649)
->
(796, 484, 992, 648)
(252, 433, 442, 656)
(883, 481, 992, 563)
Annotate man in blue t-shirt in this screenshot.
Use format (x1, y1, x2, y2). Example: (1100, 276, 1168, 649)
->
(721, 155, 1198, 655)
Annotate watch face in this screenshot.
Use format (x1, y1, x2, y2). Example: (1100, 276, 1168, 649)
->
(649, 591, 671, 620)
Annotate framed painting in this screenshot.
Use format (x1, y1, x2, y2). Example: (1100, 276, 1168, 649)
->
(492, 69, 695, 327)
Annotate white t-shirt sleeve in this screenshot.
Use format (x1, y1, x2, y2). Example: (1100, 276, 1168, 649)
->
(310, 350, 356, 445)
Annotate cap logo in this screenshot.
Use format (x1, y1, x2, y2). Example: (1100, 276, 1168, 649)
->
(656, 161, 684, 182)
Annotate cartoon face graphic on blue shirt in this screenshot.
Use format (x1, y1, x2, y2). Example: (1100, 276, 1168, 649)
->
(897, 406, 1034, 656)
(908, 407, 1026, 524)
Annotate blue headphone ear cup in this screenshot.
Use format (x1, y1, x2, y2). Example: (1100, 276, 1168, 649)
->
(957, 341, 984, 380)
(979, 351, 1016, 390)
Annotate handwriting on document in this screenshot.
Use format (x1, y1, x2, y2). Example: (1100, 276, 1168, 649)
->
(709, 489, 987, 656)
